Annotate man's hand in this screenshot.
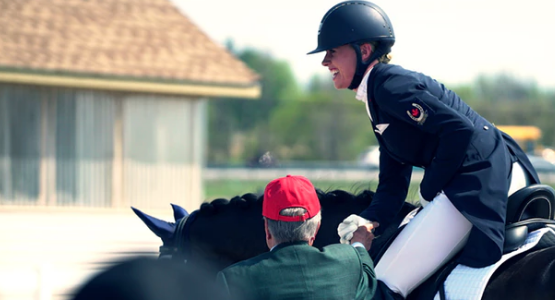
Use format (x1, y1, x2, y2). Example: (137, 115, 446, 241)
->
(337, 214, 379, 244)
(350, 224, 377, 251)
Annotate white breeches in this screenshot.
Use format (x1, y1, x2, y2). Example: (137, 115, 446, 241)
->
(375, 162, 528, 298)
(507, 161, 528, 197)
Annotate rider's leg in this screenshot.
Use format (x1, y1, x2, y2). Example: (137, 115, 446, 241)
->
(374, 192, 472, 298)
(508, 162, 528, 197)
(376, 162, 529, 298)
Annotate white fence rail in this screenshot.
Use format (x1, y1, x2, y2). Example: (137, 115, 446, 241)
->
(203, 167, 555, 184)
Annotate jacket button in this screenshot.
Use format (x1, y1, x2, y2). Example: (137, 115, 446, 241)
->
(483, 126, 489, 130)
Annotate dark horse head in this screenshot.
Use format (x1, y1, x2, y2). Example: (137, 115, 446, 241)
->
(133, 186, 555, 300)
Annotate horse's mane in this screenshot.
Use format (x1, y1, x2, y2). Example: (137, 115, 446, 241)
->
(187, 189, 378, 269)
(197, 189, 375, 216)
(197, 193, 261, 216)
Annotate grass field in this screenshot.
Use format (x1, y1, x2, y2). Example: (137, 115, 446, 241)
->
(204, 179, 555, 205)
(204, 179, 422, 204)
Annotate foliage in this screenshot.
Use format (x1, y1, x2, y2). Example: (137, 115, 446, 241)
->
(207, 47, 301, 163)
(268, 89, 374, 161)
(208, 43, 555, 164)
(451, 74, 555, 147)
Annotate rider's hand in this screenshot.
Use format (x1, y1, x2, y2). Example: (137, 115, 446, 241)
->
(337, 214, 378, 244)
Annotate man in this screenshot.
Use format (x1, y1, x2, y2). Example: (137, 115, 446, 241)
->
(215, 175, 377, 300)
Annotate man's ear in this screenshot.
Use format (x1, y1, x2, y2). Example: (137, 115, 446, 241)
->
(264, 219, 272, 240)
(360, 43, 373, 62)
(308, 222, 321, 246)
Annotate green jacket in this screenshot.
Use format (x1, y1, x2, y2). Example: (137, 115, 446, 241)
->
(215, 241, 377, 300)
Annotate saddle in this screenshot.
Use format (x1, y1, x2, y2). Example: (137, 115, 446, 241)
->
(504, 184, 555, 252)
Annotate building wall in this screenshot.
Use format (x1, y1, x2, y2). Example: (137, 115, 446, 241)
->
(0, 83, 207, 300)
(0, 83, 206, 212)
(121, 94, 206, 211)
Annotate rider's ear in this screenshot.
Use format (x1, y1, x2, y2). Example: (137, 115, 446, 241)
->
(360, 43, 373, 62)
(309, 222, 321, 246)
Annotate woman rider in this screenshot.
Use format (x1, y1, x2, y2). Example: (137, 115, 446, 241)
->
(307, 1, 541, 298)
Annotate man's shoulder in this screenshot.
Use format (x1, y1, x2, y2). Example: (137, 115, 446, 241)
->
(321, 243, 357, 252)
(320, 243, 370, 261)
(222, 243, 369, 275)
(220, 251, 273, 275)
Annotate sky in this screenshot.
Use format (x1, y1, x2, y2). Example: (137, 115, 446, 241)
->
(172, 0, 555, 90)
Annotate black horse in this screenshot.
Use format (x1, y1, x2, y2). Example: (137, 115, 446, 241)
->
(134, 185, 555, 300)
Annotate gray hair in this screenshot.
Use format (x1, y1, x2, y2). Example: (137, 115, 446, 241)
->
(265, 208, 322, 244)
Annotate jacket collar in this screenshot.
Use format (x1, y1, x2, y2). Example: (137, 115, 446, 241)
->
(271, 241, 310, 252)
(355, 67, 374, 102)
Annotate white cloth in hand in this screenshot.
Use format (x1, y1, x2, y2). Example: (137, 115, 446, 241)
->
(337, 214, 371, 244)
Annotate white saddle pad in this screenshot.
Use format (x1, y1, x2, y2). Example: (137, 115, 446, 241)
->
(434, 227, 555, 300)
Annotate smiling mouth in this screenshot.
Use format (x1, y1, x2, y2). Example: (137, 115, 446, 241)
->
(331, 70, 339, 80)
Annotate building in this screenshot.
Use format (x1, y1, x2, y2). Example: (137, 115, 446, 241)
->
(0, 0, 259, 299)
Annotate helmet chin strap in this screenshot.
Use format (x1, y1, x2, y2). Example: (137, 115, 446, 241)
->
(348, 43, 391, 90)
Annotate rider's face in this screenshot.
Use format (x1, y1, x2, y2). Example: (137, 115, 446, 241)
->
(321, 45, 357, 90)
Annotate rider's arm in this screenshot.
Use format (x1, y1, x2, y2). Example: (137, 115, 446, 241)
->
(359, 149, 412, 235)
(374, 74, 474, 201)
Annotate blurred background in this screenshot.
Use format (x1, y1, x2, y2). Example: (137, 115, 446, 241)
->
(1, 0, 554, 299)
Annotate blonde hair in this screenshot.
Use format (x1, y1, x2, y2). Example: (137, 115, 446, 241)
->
(368, 42, 392, 64)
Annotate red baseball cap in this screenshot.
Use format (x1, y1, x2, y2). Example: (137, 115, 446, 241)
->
(262, 175, 321, 222)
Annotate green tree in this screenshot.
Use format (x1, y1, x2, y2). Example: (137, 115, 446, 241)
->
(451, 73, 555, 148)
(269, 75, 376, 161)
(208, 45, 555, 165)
(207, 46, 301, 163)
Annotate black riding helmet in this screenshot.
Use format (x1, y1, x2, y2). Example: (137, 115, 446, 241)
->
(308, 1, 395, 90)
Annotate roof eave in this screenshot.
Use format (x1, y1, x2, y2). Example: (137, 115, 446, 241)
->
(0, 71, 261, 99)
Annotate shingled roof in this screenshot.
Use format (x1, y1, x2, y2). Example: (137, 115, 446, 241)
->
(0, 0, 260, 98)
